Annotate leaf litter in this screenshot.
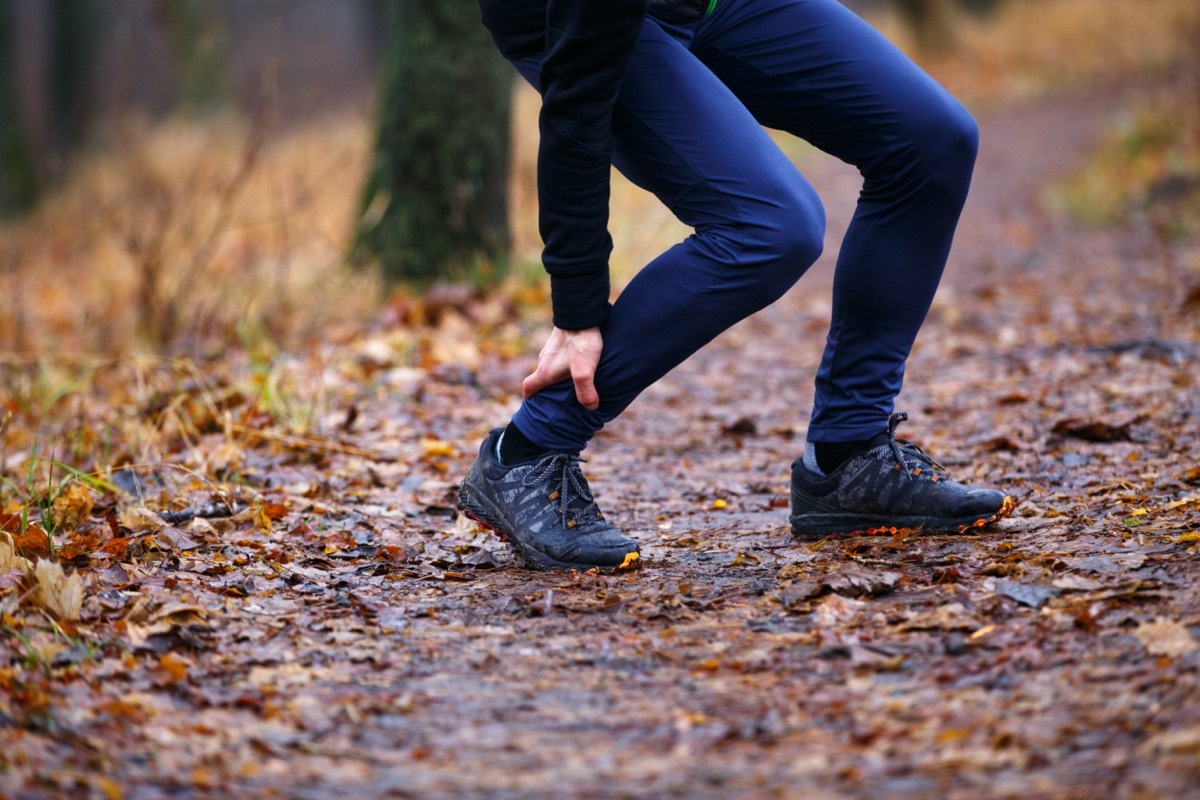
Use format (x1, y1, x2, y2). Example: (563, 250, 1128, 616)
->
(2, 87, 1200, 798)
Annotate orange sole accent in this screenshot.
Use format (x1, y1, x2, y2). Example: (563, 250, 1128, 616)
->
(459, 506, 642, 571)
(827, 494, 1019, 540)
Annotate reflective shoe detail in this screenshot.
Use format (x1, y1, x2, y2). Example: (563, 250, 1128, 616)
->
(455, 429, 641, 571)
(791, 412, 1016, 540)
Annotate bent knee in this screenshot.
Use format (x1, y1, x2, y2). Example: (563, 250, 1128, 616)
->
(929, 101, 979, 172)
(912, 101, 980, 192)
(733, 181, 824, 303)
(766, 181, 825, 270)
(868, 98, 979, 199)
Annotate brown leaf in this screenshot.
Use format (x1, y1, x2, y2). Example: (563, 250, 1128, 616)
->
(151, 527, 203, 552)
(118, 506, 165, 535)
(1, 514, 51, 560)
(1134, 618, 1198, 657)
(1052, 416, 1139, 443)
(1052, 574, 1103, 591)
(261, 501, 289, 521)
(124, 600, 210, 647)
(980, 435, 1025, 453)
(720, 416, 758, 437)
(51, 484, 96, 533)
(31, 559, 83, 621)
(158, 652, 191, 685)
(462, 548, 499, 568)
(781, 580, 822, 610)
(826, 563, 900, 598)
(900, 602, 981, 632)
(0, 537, 30, 573)
(814, 594, 868, 627)
(993, 579, 1060, 608)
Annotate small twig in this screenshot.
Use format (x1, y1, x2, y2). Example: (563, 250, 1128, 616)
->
(160, 501, 247, 525)
(227, 422, 398, 462)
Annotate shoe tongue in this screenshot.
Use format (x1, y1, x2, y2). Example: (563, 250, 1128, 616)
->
(867, 429, 892, 449)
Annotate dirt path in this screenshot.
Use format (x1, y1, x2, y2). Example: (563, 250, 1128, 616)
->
(5, 86, 1199, 799)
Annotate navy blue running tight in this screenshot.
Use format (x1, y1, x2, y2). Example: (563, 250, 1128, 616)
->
(510, 0, 979, 452)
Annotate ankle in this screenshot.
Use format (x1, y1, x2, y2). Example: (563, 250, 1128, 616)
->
(813, 439, 874, 474)
(498, 422, 550, 465)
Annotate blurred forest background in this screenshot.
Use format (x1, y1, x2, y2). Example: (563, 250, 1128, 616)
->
(0, 0, 1195, 358)
(2, 4, 1200, 795)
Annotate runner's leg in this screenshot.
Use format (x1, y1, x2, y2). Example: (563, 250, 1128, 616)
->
(692, 0, 979, 444)
(510, 19, 826, 453)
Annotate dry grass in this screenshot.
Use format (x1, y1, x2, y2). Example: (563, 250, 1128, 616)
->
(0, 0, 1195, 363)
(0, 113, 381, 356)
(876, 0, 1200, 102)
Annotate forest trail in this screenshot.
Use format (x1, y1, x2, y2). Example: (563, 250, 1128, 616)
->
(4, 82, 1199, 799)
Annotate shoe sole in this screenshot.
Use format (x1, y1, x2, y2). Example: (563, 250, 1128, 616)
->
(790, 495, 1018, 542)
(456, 483, 640, 572)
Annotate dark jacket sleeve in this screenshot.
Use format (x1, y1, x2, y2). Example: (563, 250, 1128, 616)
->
(538, 0, 646, 330)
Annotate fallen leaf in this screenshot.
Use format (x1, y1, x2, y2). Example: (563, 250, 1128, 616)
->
(1052, 574, 1103, 591)
(421, 438, 456, 458)
(261, 502, 288, 520)
(158, 652, 191, 685)
(1165, 495, 1199, 512)
(119, 506, 165, 535)
(1062, 555, 1122, 574)
(1138, 726, 1200, 756)
(462, 548, 499, 568)
(1, 514, 50, 560)
(1110, 553, 1146, 570)
(32, 559, 83, 621)
(1052, 416, 1139, 443)
(51, 484, 96, 532)
(0, 537, 30, 573)
(152, 527, 204, 552)
(900, 602, 980, 632)
(826, 564, 900, 598)
(1134, 618, 1198, 657)
(814, 594, 868, 627)
(125, 601, 210, 648)
(993, 579, 1060, 608)
(781, 580, 823, 610)
(720, 417, 757, 437)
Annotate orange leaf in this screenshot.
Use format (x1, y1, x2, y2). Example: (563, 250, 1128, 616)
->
(261, 502, 288, 521)
(158, 653, 190, 685)
(102, 537, 132, 560)
(1, 513, 51, 560)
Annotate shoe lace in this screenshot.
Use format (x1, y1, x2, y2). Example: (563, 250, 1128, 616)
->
(523, 453, 604, 529)
(879, 412, 948, 481)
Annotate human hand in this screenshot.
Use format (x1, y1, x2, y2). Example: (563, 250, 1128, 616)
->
(522, 326, 603, 410)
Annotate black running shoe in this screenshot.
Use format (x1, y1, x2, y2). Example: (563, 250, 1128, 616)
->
(791, 412, 1016, 540)
(455, 429, 641, 571)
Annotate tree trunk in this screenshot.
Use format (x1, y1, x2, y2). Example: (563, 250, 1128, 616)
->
(354, 0, 512, 286)
(895, 0, 958, 53)
(0, 2, 38, 217)
(47, 0, 98, 163)
(157, 0, 231, 112)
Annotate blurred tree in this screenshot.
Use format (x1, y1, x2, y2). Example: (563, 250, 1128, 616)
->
(0, 0, 98, 218)
(155, 0, 231, 111)
(896, 0, 999, 52)
(47, 0, 98, 156)
(895, 0, 957, 51)
(0, 1, 38, 217)
(354, 0, 512, 286)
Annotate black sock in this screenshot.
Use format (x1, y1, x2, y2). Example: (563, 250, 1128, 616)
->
(814, 439, 875, 474)
(498, 422, 548, 465)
